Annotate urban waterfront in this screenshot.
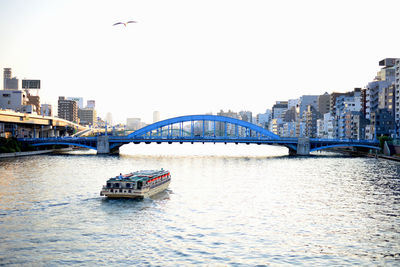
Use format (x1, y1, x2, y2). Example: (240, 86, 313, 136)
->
(0, 144, 400, 266)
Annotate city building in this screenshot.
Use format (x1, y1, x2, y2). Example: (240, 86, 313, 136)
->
(318, 92, 330, 115)
(67, 97, 84, 109)
(344, 111, 368, 140)
(3, 68, 19, 90)
(272, 101, 288, 119)
(217, 110, 240, 136)
(298, 95, 319, 119)
(78, 108, 97, 126)
(256, 109, 272, 129)
(105, 112, 113, 126)
(41, 104, 52, 116)
(239, 111, 253, 123)
(87, 100, 96, 109)
(153, 111, 160, 123)
(0, 89, 27, 111)
(58, 96, 78, 123)
(365, 58, 397, 138)
(126, 118, 142, 130)
(370, 108, 395, 138)
(282, 121, 296, 137)
(302, 105, 321, 138)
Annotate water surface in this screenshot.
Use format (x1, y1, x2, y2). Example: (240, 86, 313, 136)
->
(0, 144, 399, 266)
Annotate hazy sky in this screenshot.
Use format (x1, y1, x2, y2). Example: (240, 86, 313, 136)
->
(1, 0, 399, 123)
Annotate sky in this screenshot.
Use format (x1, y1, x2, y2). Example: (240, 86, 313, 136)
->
(0, 0, 399, 124)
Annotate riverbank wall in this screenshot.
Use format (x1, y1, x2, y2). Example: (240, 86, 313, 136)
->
(0, 148, 73, 159)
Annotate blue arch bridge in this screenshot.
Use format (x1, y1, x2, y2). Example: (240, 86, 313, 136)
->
(18, 115, 380, 156)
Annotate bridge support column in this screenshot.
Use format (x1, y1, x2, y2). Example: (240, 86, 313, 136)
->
(97, 136, 110, 154)
(97, 135, 120, 154)
(296, 137, 310, 155)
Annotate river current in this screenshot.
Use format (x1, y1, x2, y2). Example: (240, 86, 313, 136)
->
(0, 143, 399, 266)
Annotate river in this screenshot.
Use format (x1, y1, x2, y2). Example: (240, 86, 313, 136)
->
(0, 143, 399, 266)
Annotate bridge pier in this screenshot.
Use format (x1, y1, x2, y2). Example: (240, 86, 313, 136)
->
(96, 136, 119, 155)
(296, 137, 310, 155)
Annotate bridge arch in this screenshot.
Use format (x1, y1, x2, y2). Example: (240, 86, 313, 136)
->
(128, 115, 280, 140)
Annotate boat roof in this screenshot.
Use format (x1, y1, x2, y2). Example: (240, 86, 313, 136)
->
(107, 169, 169, 182)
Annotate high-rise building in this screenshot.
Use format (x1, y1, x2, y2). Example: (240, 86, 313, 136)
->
(105, 112, 113, 126)
(3, 68, 19, 90)
(126, 118, 142, 130)
(153, 111, 160, 123)
(58, 96, 78, 122)
(272, 101, 288, 119)
(67, 97, 84, 109)
(365, 58, 397, 138)
(318, 92, 330, 115)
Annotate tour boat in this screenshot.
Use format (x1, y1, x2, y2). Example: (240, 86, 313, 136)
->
(100, 169, 171, 198)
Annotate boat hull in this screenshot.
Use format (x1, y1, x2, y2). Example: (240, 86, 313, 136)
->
(100, 180, 170, 199)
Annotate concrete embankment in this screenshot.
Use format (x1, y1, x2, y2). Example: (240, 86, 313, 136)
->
(0, 148, 73, 159)
(328, 148, 400, 162)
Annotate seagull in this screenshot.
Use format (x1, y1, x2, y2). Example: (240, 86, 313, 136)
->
(113, 21, 137, 27)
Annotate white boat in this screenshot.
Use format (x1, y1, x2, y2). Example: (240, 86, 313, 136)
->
(100, 169, 171, 198)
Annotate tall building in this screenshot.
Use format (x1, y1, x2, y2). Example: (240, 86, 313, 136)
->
(318, 92, 330, 115)
(67, 97, 84, 109)
(58, 96, 78, 122)
(298, 95, 319, 118)
(302, 105, 321, 138)
(272, 101, 288, 119)
(3, 68, 19, 90)
(335, 90, 362, 139)
(126, 118, 142, 130)
(365, 58, 397, 138)
(105, 112, 113, 126)
(153, 111, 160, 123)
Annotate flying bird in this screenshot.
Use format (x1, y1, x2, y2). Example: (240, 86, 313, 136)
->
(113, 21, 137, 27)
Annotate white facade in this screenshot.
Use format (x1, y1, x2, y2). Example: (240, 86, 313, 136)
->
(153, 111, 160, 123)
(105, 112, 113, 126)
(126, 118, 142, 130)
(0, 89, 26, 111)
(317, 113, 336, 138)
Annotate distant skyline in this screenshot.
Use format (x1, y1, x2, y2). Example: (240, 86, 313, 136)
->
(1, 0, 399, 123)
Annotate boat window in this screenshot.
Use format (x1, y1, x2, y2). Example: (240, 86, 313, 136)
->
(107, 183, 112, 188)
(137, 181, 143, 190)
(114, 183, 120, 188)
(126, 183, 131, 188)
